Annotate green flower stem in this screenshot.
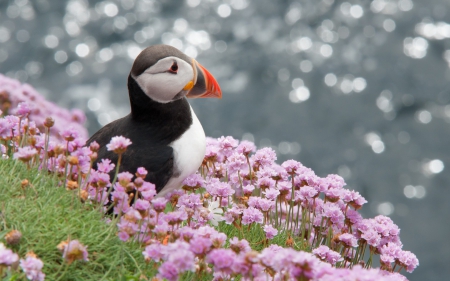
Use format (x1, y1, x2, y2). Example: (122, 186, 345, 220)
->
(105, 153, 122, 208)
(42, 127, 50, 171)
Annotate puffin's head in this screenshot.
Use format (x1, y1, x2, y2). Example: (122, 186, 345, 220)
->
(130, 44, 222, 103)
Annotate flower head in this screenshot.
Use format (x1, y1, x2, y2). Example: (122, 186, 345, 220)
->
(14, 146, 37, 162)
(207, 200, 224, 226)
(61, 240, 89, 264)
(106, 136, 132, 154)
(15, 102, 32, 117)
(236, 140, 256, 156)
(241, 207, 263, 225)
(60, 127, 79, 142)
(152, 197, 168, 212)
(0, 242, 19, 266)
(263, 224, 278, 239)
(20, 253, 45, 281)
(281, 159, 304, 175)
(312, 245, 343, 265)
(5, 230, 22, 245)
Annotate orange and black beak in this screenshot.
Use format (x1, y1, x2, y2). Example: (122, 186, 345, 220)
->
(185, 59, 222, 99)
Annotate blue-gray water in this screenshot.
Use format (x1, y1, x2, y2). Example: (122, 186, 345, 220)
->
(1, 0, 449, 279)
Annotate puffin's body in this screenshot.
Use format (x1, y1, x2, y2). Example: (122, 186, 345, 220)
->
(87, 45, 221, 196)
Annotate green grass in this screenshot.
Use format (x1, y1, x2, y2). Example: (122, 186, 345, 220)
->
(0, 158, 156, 281)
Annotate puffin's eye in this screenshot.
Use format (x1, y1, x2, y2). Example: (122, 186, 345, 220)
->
(169, 62, 178, 73)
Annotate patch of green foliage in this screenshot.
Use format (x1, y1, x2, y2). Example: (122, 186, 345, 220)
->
(0, 158, 156, 281)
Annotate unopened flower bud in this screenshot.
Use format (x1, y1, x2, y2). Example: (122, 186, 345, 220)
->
(244, 250, 259, 263)
(57, 240, 68, 253)
(66, 180, 78, 190)
(54, 145, 65, 155)
(136, 167, 148, 179)
(5, 230, 22, 245)
(21, 179, 29, 188)
(89, 141, 99, 152)
(90, 152, 97, 161)
(286, 236, 294, 247)
(29, 136, 36, 146)
(25, 251, 37, 258)
(67, 156, 79, 166)
(44, 117, 54, 128)
(29, 127, 37, 135)
(126, 183, 135, 193)
(134, 177, 144, 188)
(79, 190, 89, 202)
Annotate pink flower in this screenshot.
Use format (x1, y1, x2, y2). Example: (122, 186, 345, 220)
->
(236, 140, 256, 156)
(338, 233, 358, 248)
(263, 224, 278, 239)
(229, 237, 251, 254)
(20, 255, 45, 281)
(97, 158, 115, 173)
(281, 159, 304, 175)
(60, 127, 79, 142)
(0, 118, 14, 138)
(241, 207, 263, 225)
(143, 243, 164, 262)
(152, 198, 168, 212)
(217, 136, 239, 158)
(263, 188, 280, 200)
(136, 167, 148, 178)
(15, 102, 32, 117)
(251, 147, 277, 169)
(189, 236, 212, 255)
(243, 184, 255, 196)
(226, 152, 248, 174)
(61, 240, 89, 264)
(182, 173, 204, 188)
(361, 228, 381, 247)
(396, 250, 419, 273)
(158, 261, 179, 281)
(13, 146, 37, 162)
(0, 243, 19, 266)
(207, 248, 236, 272)
(106, 136, 132, 154)
(312, 245, 343, 265)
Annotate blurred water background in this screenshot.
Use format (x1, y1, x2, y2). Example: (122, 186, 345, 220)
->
(1, 0, 449, 279)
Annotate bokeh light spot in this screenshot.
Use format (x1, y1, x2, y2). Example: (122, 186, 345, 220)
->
(377, 202, 394, 215)
(217, 4, 232, 18)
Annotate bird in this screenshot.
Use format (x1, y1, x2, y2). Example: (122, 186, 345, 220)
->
(87, 44, 221, 198)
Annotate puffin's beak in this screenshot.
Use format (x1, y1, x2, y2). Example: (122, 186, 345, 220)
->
(185, 59, 222, 99)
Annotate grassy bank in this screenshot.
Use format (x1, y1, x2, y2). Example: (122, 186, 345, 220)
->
(0, 158, 155, 281)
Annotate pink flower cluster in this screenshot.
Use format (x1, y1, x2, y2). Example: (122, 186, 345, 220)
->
(0, 243, 45, 281)
(0, 74, 87, 141)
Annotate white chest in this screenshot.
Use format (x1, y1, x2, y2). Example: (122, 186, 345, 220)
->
(158, 106, 206, 197)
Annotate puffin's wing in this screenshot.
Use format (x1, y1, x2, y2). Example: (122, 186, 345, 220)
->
(123, 145, 174, 193)
(87, 118, 175, 192)
(86, 119, 121, 148)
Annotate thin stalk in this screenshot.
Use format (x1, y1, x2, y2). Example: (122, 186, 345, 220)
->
(105, 153, 122, 206)
(286, 174, 295, 233)
(42, 127, 50, 171)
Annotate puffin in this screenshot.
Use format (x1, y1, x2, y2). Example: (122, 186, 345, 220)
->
(87, 44, 221, 198)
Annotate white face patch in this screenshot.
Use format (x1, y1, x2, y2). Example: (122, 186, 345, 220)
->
(132, 56, 194, 103)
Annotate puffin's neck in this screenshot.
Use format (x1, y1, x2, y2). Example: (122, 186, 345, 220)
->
(127, 74, 192, 129)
